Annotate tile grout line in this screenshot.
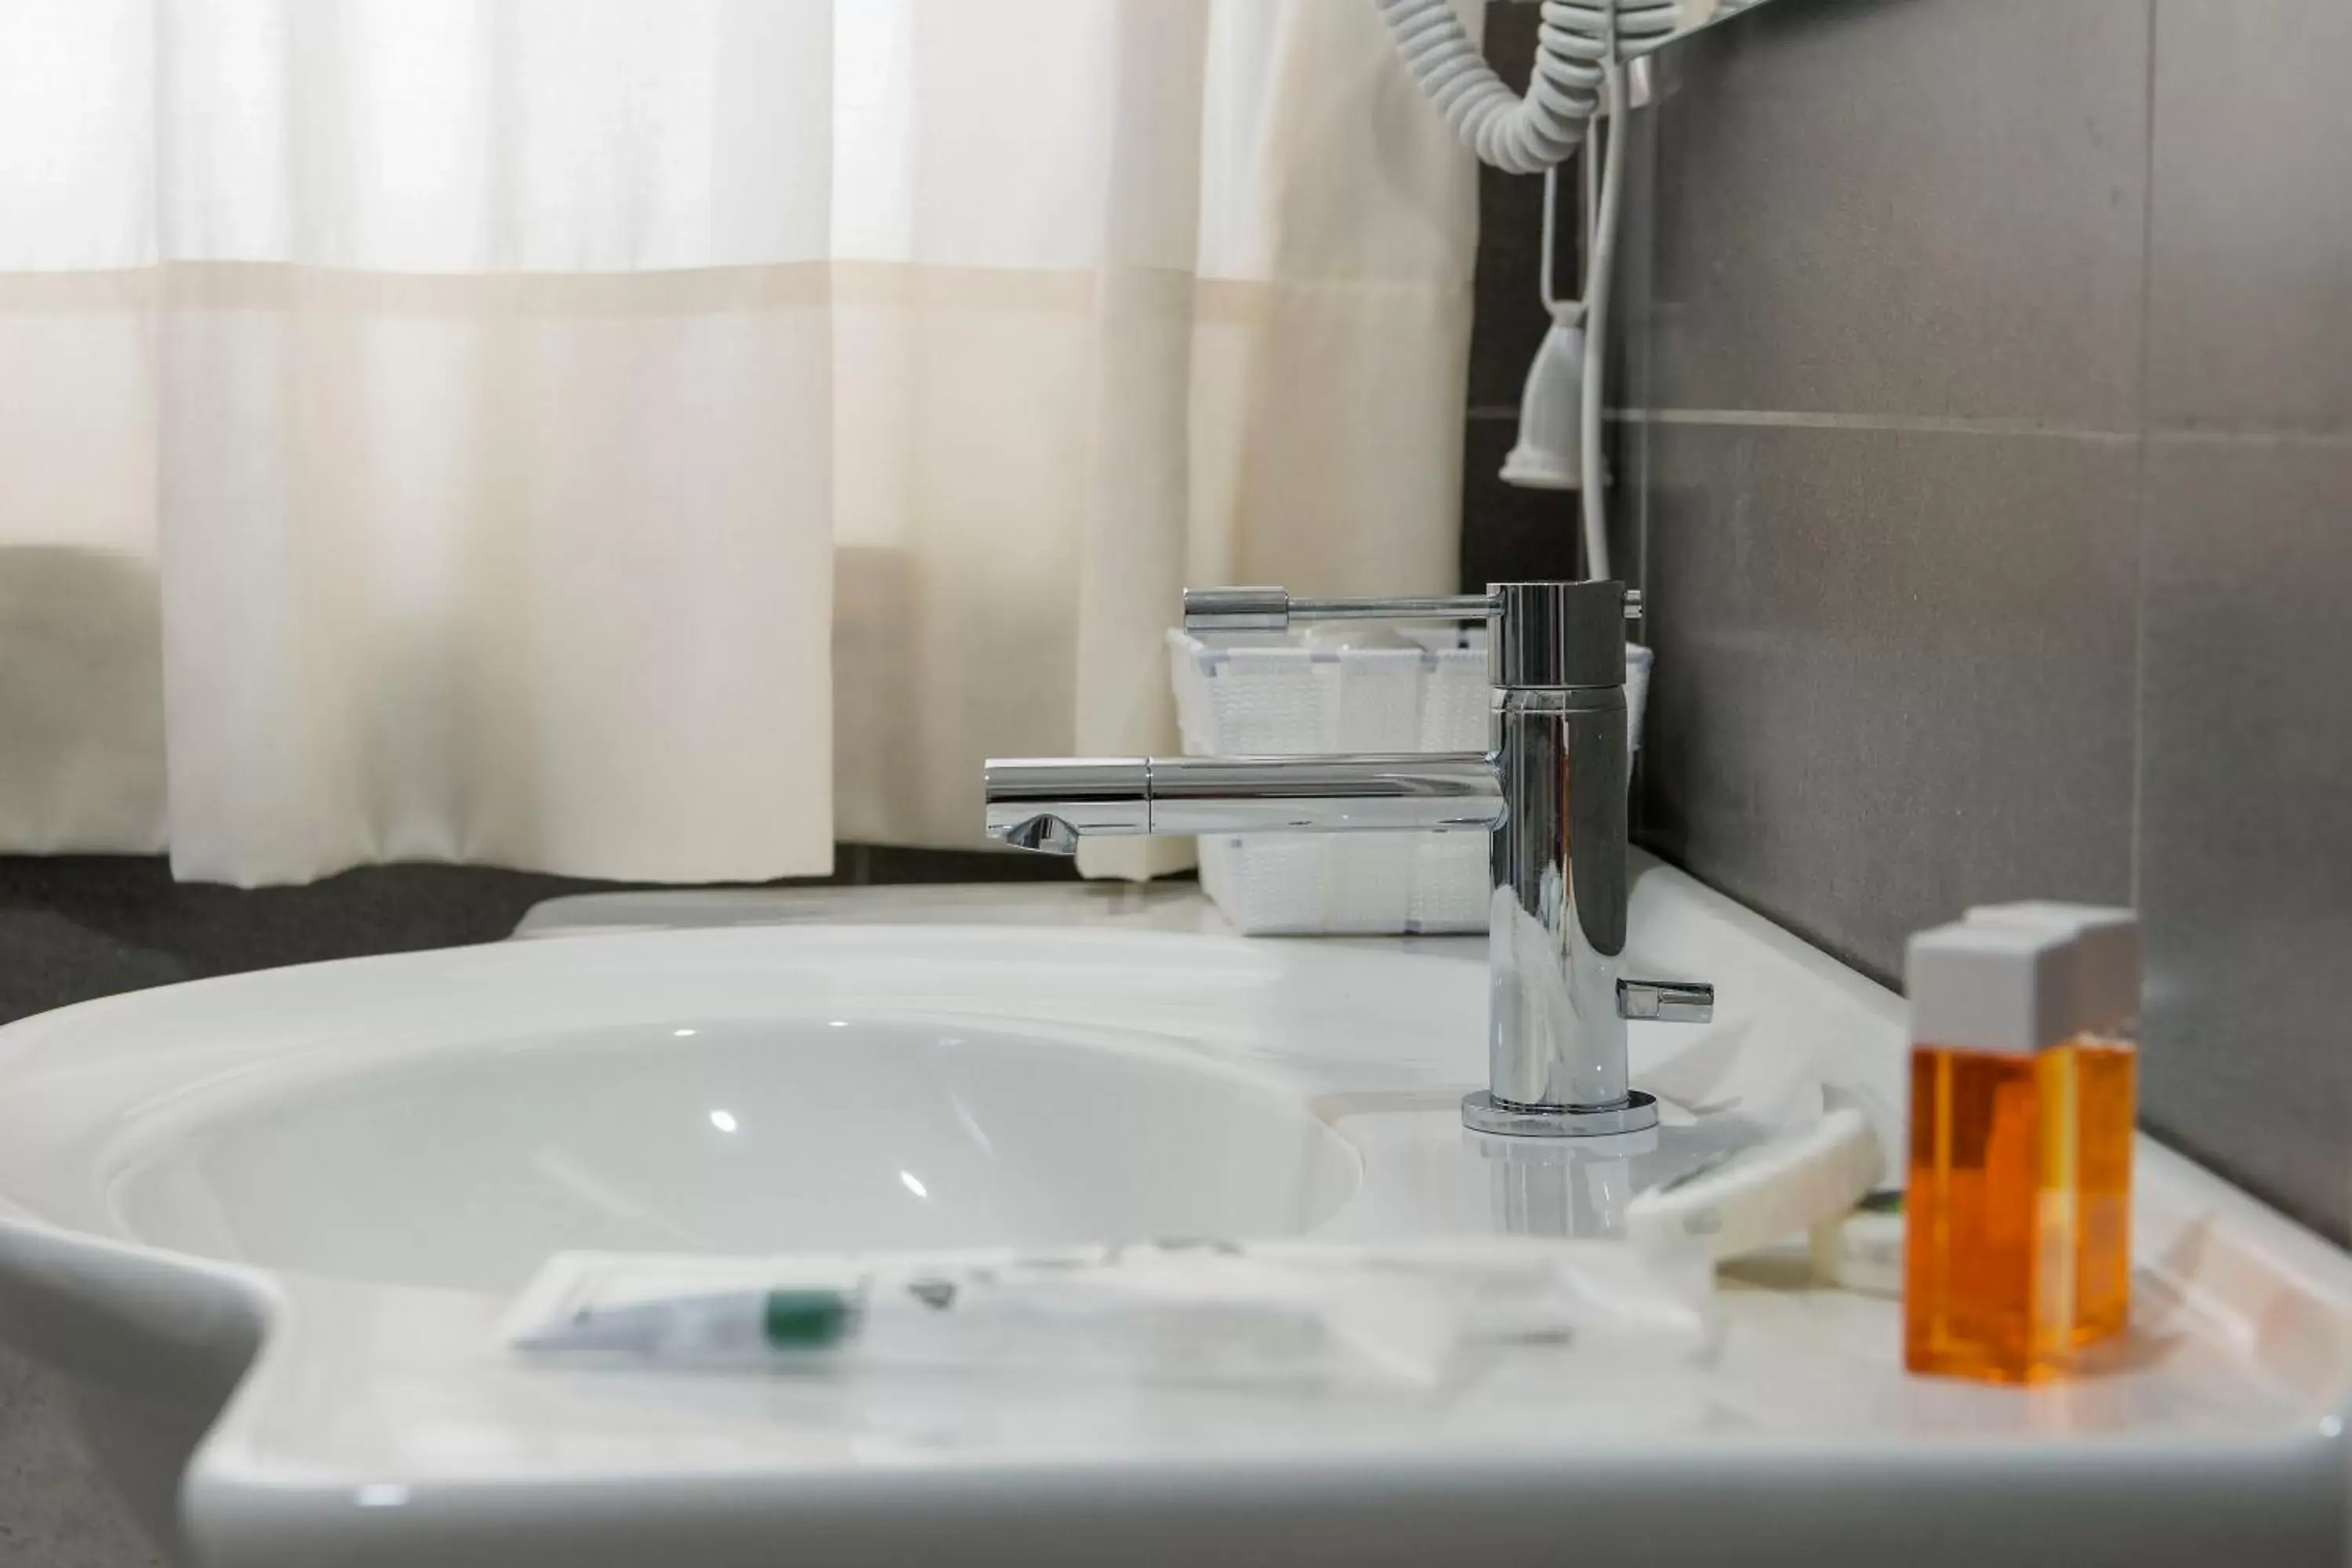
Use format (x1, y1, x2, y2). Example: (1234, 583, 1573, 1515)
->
(1599, 406, 2350, 448)
(2136, 427, 2352, 448)
(2127, 0, 2160, 913)
(1603, 408, 2143, 442)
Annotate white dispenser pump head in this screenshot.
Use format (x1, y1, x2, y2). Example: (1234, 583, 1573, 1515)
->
(1905, 921, 2074, 1055)
(1964, 902, 2141, 1040)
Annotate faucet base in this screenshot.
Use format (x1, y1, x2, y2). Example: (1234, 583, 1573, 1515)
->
(1460, 1089, 1661, 1139)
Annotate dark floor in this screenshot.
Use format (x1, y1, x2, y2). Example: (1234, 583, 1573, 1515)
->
(0, 846, 1080, 1028)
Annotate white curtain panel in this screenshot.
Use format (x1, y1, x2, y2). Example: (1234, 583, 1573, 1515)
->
(0, 0, 1477, 884)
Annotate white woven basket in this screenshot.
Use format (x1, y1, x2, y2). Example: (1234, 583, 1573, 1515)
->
(1167, 626, 1652, 935)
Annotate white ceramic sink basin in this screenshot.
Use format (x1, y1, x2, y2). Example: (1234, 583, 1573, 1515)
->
(0, 858, 2345, 1568)
(104, 1018, 1358, 1292)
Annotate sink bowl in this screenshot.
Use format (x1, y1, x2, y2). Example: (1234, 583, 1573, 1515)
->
(0, 860, 2344, 1568)
(106, 1018, 1358, 1292)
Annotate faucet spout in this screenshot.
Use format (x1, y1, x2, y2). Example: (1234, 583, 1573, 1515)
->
(992, 814, 1083, 855)
(982, 759, 1151, 853)
(984, 755, 1503, 846)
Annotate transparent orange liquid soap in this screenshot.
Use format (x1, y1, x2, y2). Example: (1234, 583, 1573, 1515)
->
(2068, 1035, 2136, 1345)
(1901, 911, 2139, 1385)
(1965, 902, 2142, 1350)
(1906, 1040, 2074, 1382)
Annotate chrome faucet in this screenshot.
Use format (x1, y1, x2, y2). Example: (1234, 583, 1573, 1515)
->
(983, 580, 1713, 1138)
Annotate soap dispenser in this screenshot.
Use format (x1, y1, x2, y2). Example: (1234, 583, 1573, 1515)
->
(1965, 902, 2140, 1347)
(1902, 920, 2081, 1384)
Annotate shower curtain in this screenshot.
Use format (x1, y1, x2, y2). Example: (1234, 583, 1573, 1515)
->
(0, 0, 1477, 884)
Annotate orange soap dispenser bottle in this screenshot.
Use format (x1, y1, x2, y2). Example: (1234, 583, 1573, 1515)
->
(1965, 902, 2140, 1348)
(1902, 920, 2080, 1384)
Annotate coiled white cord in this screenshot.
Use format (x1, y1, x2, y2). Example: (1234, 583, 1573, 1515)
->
(1374, 0, 1675, 174)
(1379, 1, 1658, 579)
(1577, 64, 1627, 581)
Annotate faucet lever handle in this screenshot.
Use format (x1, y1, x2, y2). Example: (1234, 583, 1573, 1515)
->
(1183, 586, 1500, 635)
(1617, 978, 1715, 1024)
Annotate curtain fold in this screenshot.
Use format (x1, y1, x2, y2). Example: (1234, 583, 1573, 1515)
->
(0, 0, 1478, 884)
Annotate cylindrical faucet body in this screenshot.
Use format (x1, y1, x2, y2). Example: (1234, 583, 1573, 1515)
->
(1487, 685, 1629, 1110)
(1484, 579, 1635, 1116)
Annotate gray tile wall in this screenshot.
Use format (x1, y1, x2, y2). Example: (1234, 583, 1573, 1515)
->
(1461, 0, 2350, 1242)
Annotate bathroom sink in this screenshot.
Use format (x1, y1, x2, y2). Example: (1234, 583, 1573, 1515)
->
(102, 1017, 1358, 1293)
(0, 859, 2344, 1568)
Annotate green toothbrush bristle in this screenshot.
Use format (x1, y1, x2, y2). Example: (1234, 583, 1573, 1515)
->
(762, 1290, 855, 1349)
